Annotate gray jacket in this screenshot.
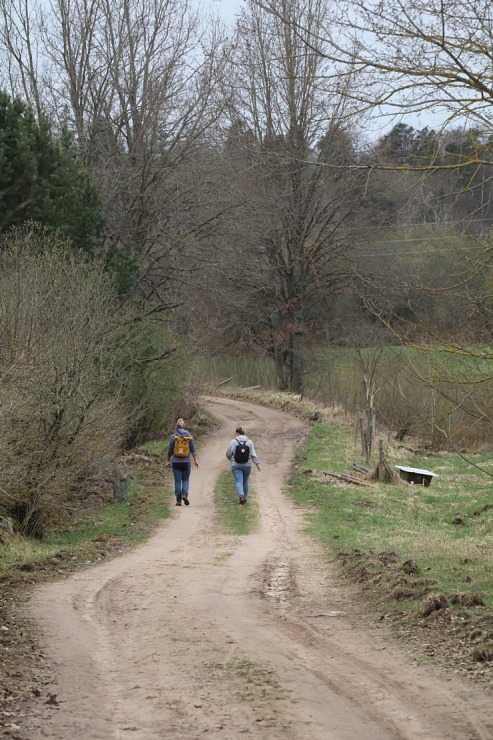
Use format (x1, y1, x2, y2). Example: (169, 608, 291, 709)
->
(226, 435, 260, 467)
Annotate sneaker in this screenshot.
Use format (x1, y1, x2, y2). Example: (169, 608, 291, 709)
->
(176, 496, 182, 506)
(183, 496, 190, 506)
(239, 496, 246, 505)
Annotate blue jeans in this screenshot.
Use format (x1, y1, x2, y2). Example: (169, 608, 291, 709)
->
(172, 462, 191, 498)
(231, 464, 251, 498)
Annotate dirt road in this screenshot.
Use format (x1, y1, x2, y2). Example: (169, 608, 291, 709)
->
(26, 397, 493, 739)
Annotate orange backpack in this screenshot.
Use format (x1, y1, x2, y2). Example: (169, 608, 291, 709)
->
(174, 434, 192, 458)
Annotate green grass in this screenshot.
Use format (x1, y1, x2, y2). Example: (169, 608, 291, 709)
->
(3, 388, 492, 681)
(289, 418, 493, 617)
(203, 355, 276, 389)
(47, 479, 159, 548)
(210, 386, 493, 679)
(214, 470, 259, 535)
(142, 439, 167, 454)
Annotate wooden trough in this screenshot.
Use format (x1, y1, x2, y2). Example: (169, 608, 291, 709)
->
(395, 465, 438, 487)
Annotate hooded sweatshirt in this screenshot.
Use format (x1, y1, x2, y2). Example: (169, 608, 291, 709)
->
(226, 434, 260, 467)
(168, 427, 196, 464)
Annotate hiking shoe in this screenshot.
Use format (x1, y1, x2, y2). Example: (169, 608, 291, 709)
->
(239, 496, 246, 505)
(176, 496, 182, 506)
(183, 496, 190, 506)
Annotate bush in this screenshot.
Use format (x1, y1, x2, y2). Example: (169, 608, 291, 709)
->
(0, 226, 130, 536)
(119, 319, 186, 445)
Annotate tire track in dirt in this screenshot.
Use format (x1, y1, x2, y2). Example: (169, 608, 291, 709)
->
(24, 396, 493, 739)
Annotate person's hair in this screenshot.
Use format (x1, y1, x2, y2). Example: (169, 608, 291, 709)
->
(176, 418, 185, 428)
(236, 426, 245, 435)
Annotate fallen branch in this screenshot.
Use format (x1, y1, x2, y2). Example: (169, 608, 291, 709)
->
(217, 376, 233, 387)
(323, 471, 367, 486)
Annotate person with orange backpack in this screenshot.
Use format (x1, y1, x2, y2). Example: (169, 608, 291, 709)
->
(166, 418, 199, 505)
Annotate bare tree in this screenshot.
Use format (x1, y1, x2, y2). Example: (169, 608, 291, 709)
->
(252, 0, 493, 227)
(214, 0, 365, 393)
(254, 0, 493, 131)
(0, 0, 229, 313)
(331, 0, 493, 131)
(0, 0, 44, 117)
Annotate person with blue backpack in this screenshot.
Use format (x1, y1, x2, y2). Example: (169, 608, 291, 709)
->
(166, 418, 199, 505)
(225, 426, 261, 504)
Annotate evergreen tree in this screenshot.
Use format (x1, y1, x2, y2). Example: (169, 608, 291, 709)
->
(0, 91, 104, 253)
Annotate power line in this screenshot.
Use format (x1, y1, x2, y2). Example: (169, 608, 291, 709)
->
(355, 235, 470, 245)
(356, 245, 477, 257)
(344, 217, 493, 236)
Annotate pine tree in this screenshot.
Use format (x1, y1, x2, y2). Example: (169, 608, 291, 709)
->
(0, 91, 104, 253)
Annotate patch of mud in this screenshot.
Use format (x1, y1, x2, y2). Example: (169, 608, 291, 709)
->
(260, 555, 297, 618)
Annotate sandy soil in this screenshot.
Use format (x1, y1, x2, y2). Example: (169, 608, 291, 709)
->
(24, 397, 493, 739)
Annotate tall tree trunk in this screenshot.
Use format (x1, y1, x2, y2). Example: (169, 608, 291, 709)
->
(274, 351, 289, 390)
(290, 328, 305, 395)
(272, 327, 289, 390)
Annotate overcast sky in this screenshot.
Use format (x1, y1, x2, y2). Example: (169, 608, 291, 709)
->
(206, 0, 243, 22)
(201, 0, 450, 135)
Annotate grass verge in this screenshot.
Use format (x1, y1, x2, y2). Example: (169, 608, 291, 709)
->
(289, 418, 493, 684)
(1, 443, 171, 573)
(214, 470, 259, 535)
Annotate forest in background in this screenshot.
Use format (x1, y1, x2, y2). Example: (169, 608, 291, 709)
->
(2, 0, 493, 537)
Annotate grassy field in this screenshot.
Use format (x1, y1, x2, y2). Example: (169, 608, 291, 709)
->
(291, 419, 493, 614)
(203, 348, 493, 450)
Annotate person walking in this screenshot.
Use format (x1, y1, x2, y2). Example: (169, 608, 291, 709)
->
(226, 426, 261, 505)
(166, 418, 199, 506)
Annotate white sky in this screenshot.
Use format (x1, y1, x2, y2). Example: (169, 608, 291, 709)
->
(205, 0, 243, 22)
(202, 0, 451, 136)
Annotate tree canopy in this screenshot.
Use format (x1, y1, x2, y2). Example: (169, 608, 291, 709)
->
(0, 90, 104, 252)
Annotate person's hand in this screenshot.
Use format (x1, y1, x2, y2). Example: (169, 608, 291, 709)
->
(256, 464, 261, 472)
(166, 460, 171, 467)
(194, 459, 199, 469)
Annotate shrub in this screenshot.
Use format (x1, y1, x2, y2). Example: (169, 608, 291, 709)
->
(0, 226, 130, 536)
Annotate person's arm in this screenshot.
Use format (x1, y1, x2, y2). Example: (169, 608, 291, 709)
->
(190, 439, 199, 468)
(225, 440, 234, 460)
(166, 435, 174, 466)
(248, 441, 261, 471)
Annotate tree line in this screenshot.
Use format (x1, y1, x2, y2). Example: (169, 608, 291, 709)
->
(2, 0, 493, 534)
